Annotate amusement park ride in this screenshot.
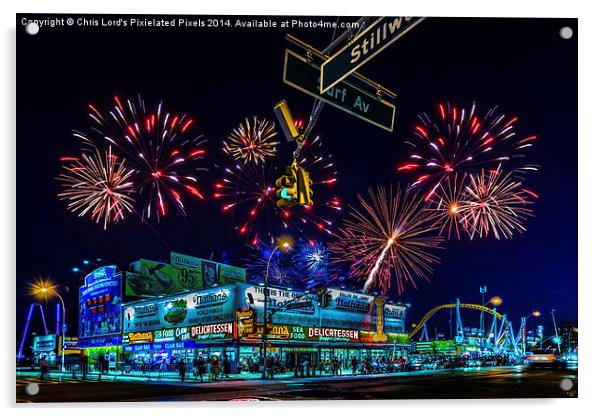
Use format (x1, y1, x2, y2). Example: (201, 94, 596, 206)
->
(408, 299, 534, 357)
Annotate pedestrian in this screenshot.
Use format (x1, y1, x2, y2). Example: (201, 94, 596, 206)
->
(97, 353, 105, 381)
(267, 355, 275, 379)
(39, 356, 49, 381)
(178, 359, 186, 382)
(211, 356, 220, 381)
(351, 357, 358, 375)
(223, 356, 231, 379)
(192, 357, 198, 380)
(81, 354, 89, 380)
(198, 356, 206, 382)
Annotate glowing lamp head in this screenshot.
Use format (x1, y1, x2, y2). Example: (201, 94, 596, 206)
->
(489, 296, 503, 307)
(29, 277, 58, 302)
(532, 310, 541, 317)
(277, 235, 294, 252)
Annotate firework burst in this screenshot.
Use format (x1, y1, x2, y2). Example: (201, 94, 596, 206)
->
(398, 102, 538, 199)
(224, 117, 279, 164)
(74, 95, 207, 221)
(297, 240, 346, 290)
(331, 185, 444, 295)
(429, 173, 471, 239)
(243, 240, 302, 288)
(463, 166, 536, 240)
(57, 147, 135, 229)
(215, 133, 341, 243)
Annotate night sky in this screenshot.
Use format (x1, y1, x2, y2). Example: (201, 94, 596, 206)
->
(16, 15, 577, 343)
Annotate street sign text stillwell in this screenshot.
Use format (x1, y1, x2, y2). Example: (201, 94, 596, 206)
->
(283, 49, 396, 132)
(320, 17, 425, 94)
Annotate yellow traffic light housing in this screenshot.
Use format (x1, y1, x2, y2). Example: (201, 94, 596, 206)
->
(275, 160, 314, 208)
(276, 164, 298, 207)
(274, 100, 301, 143)
(296, 165, 313, 207)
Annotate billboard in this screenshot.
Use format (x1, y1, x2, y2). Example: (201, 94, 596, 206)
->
(219, 263, 247, 285)
(126, 258, 202, 297)
(201, 260, 219, 287)
(237, 284, 318, 318)
(237, 284, 375, 332)
(384, 304, 407, 333)
(170, 252, 220, 287)
(78, 266, 122, 339)
(122, 285, 236, 336)
(33, 334, 56, 352)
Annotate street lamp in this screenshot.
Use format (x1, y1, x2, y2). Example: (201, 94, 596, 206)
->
(487, 296, 503, 307)
(262, 236, 293, 379)
(31, 277, 67, 381)
(521, 310, 541, 354)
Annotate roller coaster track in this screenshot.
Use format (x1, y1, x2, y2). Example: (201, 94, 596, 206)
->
(409, 303, 504, 339)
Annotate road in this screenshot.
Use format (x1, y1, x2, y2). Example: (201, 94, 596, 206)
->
(16, 366, 578, 402)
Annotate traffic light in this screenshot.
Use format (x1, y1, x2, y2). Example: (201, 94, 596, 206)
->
(274, 100, 301, 143)
(316, 287, 331, 307)
(275, 164, 298, 207)
(296, 165, 314, 207)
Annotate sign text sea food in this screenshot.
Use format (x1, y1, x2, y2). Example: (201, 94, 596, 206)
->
(123, 286, 235, 333)
(320, 17, 425, 93)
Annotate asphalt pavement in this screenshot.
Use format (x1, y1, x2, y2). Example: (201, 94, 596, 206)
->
(16, 366, 578, 402)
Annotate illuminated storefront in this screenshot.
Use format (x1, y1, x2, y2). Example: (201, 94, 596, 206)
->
(120, 282, 409, 373)
(77, 266, 124, 365)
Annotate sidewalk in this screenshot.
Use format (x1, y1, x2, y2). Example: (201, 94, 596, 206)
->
(16, 368, 358, 383)
(16, 366, 422, 384)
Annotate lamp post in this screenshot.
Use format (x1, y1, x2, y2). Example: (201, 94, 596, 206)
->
(521, 310, 540, 354)
(262, 238, 292, 380)
(31, 278, 67, 381)
(479, 286, 487, 345)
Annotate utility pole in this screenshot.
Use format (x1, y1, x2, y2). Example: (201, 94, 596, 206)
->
(479, 286, 487, 345)
(551, 309, 561, 354)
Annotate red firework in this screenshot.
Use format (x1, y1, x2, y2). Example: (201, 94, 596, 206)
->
(398, 101, 539, 200)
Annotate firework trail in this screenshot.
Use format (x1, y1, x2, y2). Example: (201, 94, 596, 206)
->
(331, 185, 444, 295)
(398, 101, 539, 200)
(224, 117, 279, 164)
(57, 147, 135, 229)
(214, 133, 341, 243)
(463, 166, 536, 239)
(74, 95, 208, 221)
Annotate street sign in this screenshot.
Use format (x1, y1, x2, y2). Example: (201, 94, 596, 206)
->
(284, 300, 313, 310)
(283, 49, 396, 132)
(320, 17, 425, 94)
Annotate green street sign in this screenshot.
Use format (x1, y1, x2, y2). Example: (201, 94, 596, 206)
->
(320, 17, 425, 94)
(283, 49, 395, 132)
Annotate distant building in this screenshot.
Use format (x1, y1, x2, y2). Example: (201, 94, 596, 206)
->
(557, 323, 578, 351)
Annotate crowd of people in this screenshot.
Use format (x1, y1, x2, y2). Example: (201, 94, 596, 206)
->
(38, 351, 520, 382)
